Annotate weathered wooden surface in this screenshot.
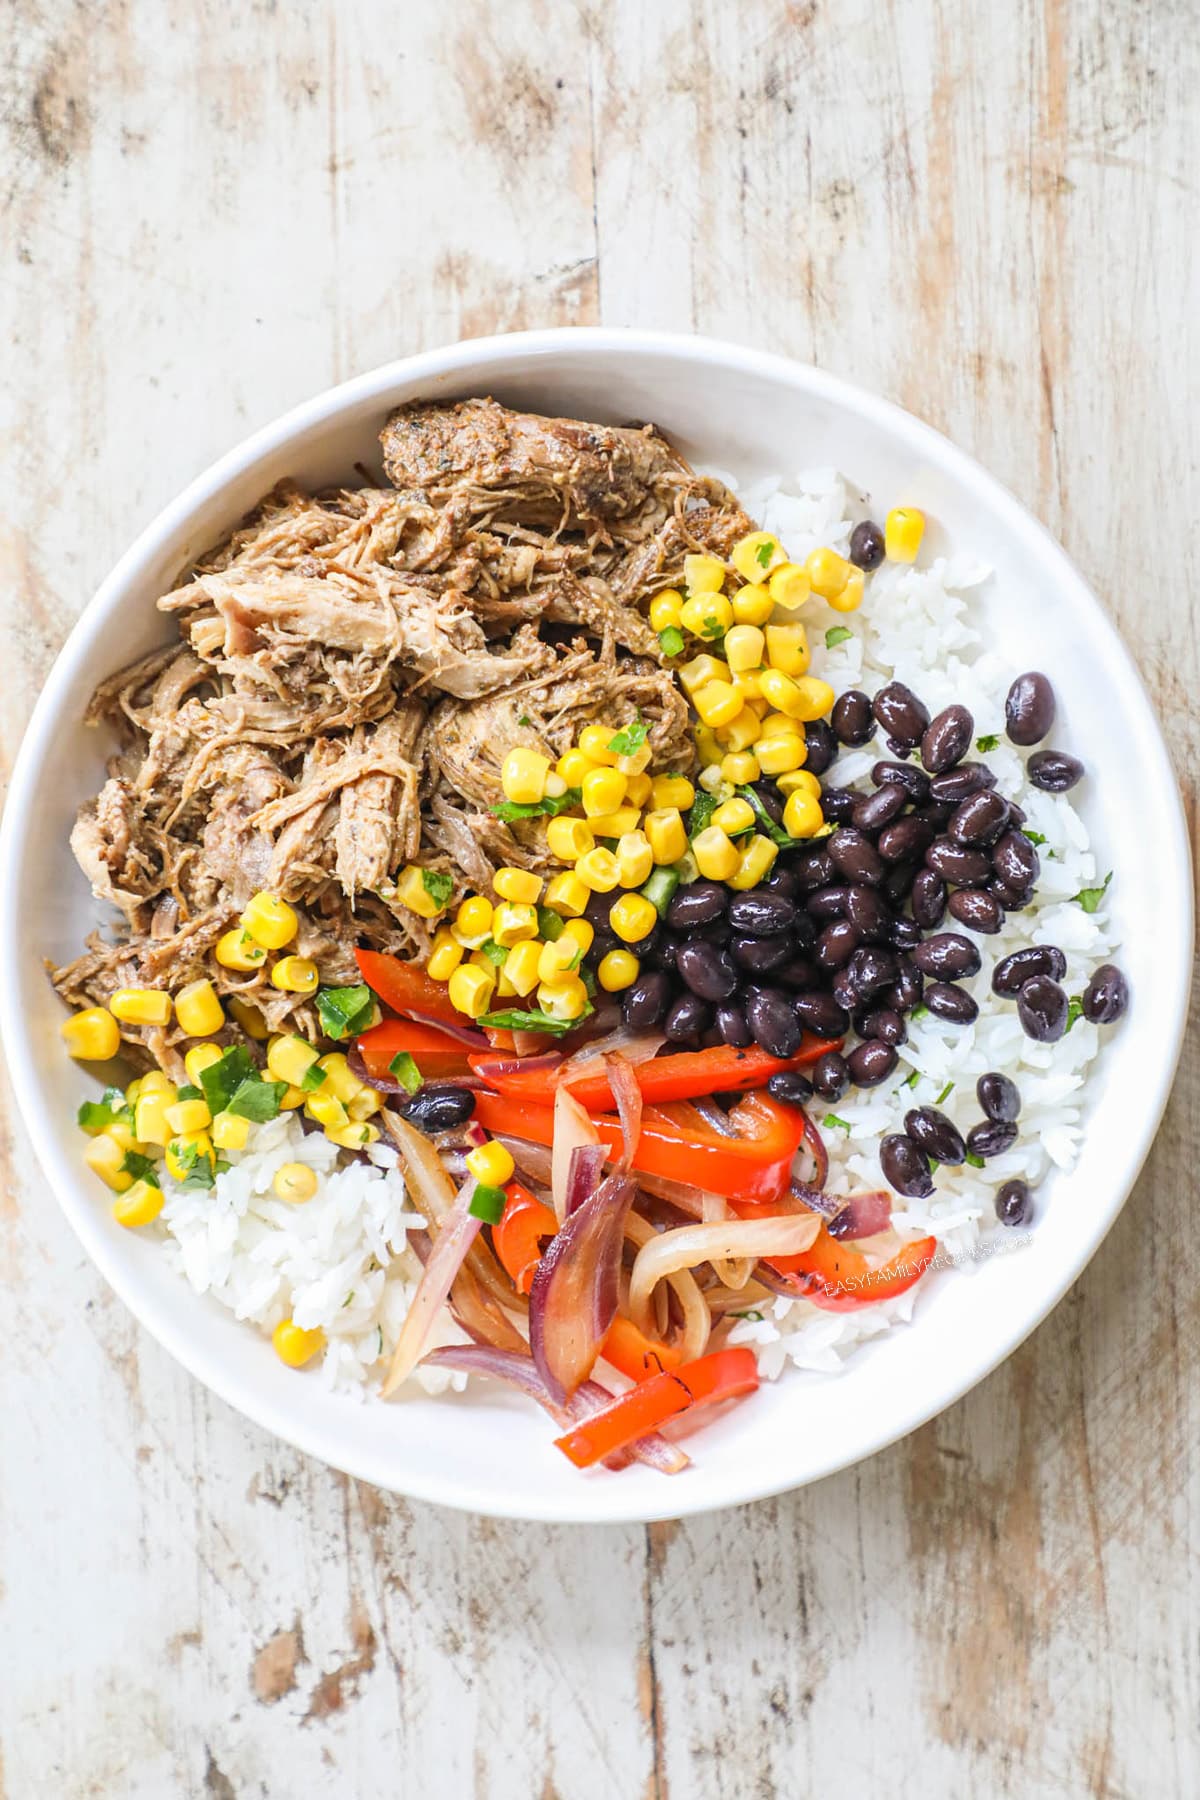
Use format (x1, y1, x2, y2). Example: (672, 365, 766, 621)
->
(2, 1, 1197, 1795)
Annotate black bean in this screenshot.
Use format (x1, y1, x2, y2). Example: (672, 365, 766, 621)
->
(793, 849, 835, 891)
(829, 827, 885, 885)
(848, 944, 899, 1000)
(1017, 974, 1069, 1041)
(925, 982, 979, 1023)
(745, 988, 804, 1058)
(921, 704, 974, 774)
(949, 789, 1010, 846)
(992, 944, 1067, 995)
(811, 1051, 850, 1099)
(989, 879, 1035, 913)
(918, 798, 955, 828)
(992, 831, 1040, 891)
(888, 958, 925, 1013)
(1007, 801, 1027, 825)
(1005, 671, 1056, 746)
(815, 920, 861, 969)
(847, 1040, 897, 1087)
(666, 880, 728, 931)
(806, 884, 852, 920)
(1027, 749, 1084, 793)
(727, 890, 797, 936)
(889, 916, 923, 950)
(882, 860, 919, 907)
(996, 1179, 1033, 1227)
(926, 838, 992, 886)
(748, 780, 784, 826)
(400, 1085, 477, 1132)
(730, 932, 793, 974)
(716, 1001, 752, 1047)
(977, 1072, 1021, 1123)
(967, 1119, 1018, 1159)
(911, 932, 982, 979)
(803, 719, 838, 776)
(872, 682, 930, 748)
(904, 1106, 966, 1164)
(947, 888, 1003, 934)
(1082, 963, 1129, 1025)
(832, 689, 875, 746)
(852, 784, 907, 832)
(830, 965, 861, 1012)
(621, 970, 672, 1031)
(665, 992, 710, 1043)
(849, 519, 886, 570)
(911, 866, 948, 929)
(701, 1025, 725, 1049)
(676, 940, 738, 1002)
(860, 1006, 907, 1046)
(873, 759, 932, 802)
(643, 931, 679, 970)
(877, 814, 934, 865)
(821, 786, 859, 825)
(762, 865, 799, 900)
(792, 993, 850, 1037)
(845, 884, 892, 940)
(767, 1070, 815, 1107)
(776, 957, 819, 990)
(881, 1133, 933, 1198)
(584, 888, 618, 931)
(928, 762, 996, 803)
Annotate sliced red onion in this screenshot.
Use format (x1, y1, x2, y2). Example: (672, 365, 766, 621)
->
(606, 1053, 643, 1165)
(403, 1010, 492, 1049)
(471, 1049, 564, 1082)
(381, 1176, 482, 1397)
(559, 1027, 666, 1080)
(689, 1094, 740, 1139)
(790, 1182, 842, 1220)
(529, 1169, 635, 1401)
(495, 1133, 554, 1186)
(827, 1190, 893, 1241)
(565, 1142, 606, 1216)
(349, 1046, 491, 1099)
(551, 1083, 600, 1222)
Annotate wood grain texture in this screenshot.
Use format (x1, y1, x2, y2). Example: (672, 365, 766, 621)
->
(1, 2, 1196, 1795)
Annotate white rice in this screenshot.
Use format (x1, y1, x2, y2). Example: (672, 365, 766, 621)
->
(151, 467, 1116, 1395)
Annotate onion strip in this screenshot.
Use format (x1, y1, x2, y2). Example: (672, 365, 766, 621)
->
(381, 1174, 480, 1397)
(551, 1084, 600, 1223)
(627, 1215, 822, 1340)
(382, 1108, 526, 1314)
(623, 1213, 711, 1364)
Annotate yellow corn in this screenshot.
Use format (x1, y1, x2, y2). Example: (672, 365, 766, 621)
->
(278, 1085, 307, 1111)
(543, 871, 589, 917)
(348, 1087, 382, 1121)
(583, 806, 642, 841)
(273, 1162, 319, 1204)
(728, 834, 780, 890)
(698, 763, 730, 796)
(712, 796, 755, 836)
(175, 979, 224, 1037)
(272, 1319, 325, 1368)
(494, 866, 543, 905)
(582, 766, 628, 817)
(624, 771, 652, 806)
(165, 1131, 214, 1183)
(615, 741, 653, 778)
(215, 928, 268, 971)
(721, 751, 760, 785)
(680, 593, 733, 640)
(183, 1044, 223, 1088)
(271, 956, 319, 994)
(759, 710, 800, 739)
(491, 902, 539, 948)
(266, 1033, 321, 1088)
(105, 1118, 139, 1155)
(546, 817, 594, 864)
(504, 938, 543, 995)
(678, 653, 729, 695)
(124, 1078, 143, 1110)
(110, 987, 172, 1028)
(885, 506, 925, 563)
(326, 1121, 381, 1150)
(227, 996, 269, 1040)
(615, 830, 654, 888)
(535, 974, 590, 1021)
(732, 531, 785, 585)
(576, 847, 621, 892)
(765, 623, 811, 677)
(544, 772, 568, 800)
(649, 590, 683, 630)
(683, 552, 726, 594)
(788, 676, 836, 723)
(211, 1110, 251, 1151)
(758, 669, 805, 717)
(501, 746, 550, 806)
(730, 586, 774, 626)
(693, 681, 744, 728)
(241, 892, 297, 950)
(783, 787, 826, 837)
(692, 826, 740, 882)
(827, 567, 865, 613)
(165, 1096, 212, 1135)
(723, 623, 765, 672)
(609, 892, 658, 943)
(778, 769, 823, 799)
(538, 937, 579, 983)
(84, 1131, 134, 1192)
(597, 949, 639, 992)
(112, 1180, 164, 1229)
(316, 1053, 361, 1103)
(395, 865, 448, 919)
(465, 1139, 516, 1188)
(561, 917, 594, 955)
(61, 1007, 120, 1062)
(805, 546, 855, 601)
(717, 710, 762, 753)
(644, 807, 687, 866)
(454, 895, 494, 948)
(448, 963, 496, 1019)
(577, 724, 620, 767)
(694, 724, 724, 768)
(305, 1087, 349, 1130)
(426, 929, 464, 983)
(755, 733, 807, 775)
(767, 562, 811, 611)
(557, 746, 596, 787)
(651, 774, 695, 811)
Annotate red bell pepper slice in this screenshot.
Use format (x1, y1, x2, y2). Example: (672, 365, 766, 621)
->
(554, 1347, 760, 1468)
(769, 1223, 938, 1310)
(491, 1182, 558, 1295)
(355, 1016, 474, 1084)
(354, 948, 461, 1028)
(600, 1316, 684, 1383)
(468, 1037, 839, 1111)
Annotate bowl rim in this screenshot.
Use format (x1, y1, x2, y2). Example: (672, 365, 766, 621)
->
(1, 326, 1191, 1523)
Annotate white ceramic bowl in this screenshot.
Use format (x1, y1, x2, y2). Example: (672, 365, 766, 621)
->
(1, 330, 1190, 1523)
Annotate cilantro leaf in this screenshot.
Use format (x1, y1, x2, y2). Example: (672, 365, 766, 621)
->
(177, 1083, 202, 1103)
(478, 939, 509, 966)
(964, 1151, 985, 1169)
(824, 1113, 851, 1131)
(78, 1085, 132, 1135)
(1023, 829, 1048, 846)
(976, 734, 1000, 753)
(121, 1150, 161, 1188)
(421, 869, 454, 911)
(686, 791, 720, 839)
(935, 1081, 954, 1105)
(658, 626, 685, 658)
(825, 626, 853, 648)
(198, 1046, 257, 1117)
(388, 1051, 424, 1095)
(315, 984, 375, 1041)
(607, 718, 648, 758)
(902, 1069, 920, 1090)
(171, 1140, 215, 1189)
(476, 1006, 593, 1038)
(755, 538, 776, 569)
(737, 785, 804, 850)
(1074, 872, 1112, 914)
(911, 1004, 930, 1022)
(490, 787, 582, 823)
(1064, 996, 1085, 1034)
(700, 615, 726, 641)
(517, 714, 532, 728)
(227, 1077, 287, 1122)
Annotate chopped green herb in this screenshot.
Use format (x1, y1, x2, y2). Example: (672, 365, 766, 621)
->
(731, 1309, 765, 1322)
(579, 964, 598, 1000)
(1064, 996, 1085, 1034)
(315, 984, 375, 1041)
(1023, 828, 1048, 846)
(300, 1063, 327, 1092)
(755, 538, 776, 569)
(928, 1160, 940, 1175)
(686, 791, 720, 839)
(737, 785, 804, 850)
(421, 869, 454, 911)
(476, 1006, 593, 1037)
(825, 625, 854, 649)
(935, 1081, 954, 1105)
(1074, 871, 1112, 914)
(537, 905, 565, 942)
(700, 615, 725, 641)
(658, 625, 685, 658)
(176, 1084, 202, 1103)
(491, 787, 582, 823)
(77, 1086, 132, 1135)
(607, 717, 649, 758)
(911, 1004, 930, 1022)
(198, 1046, 257, 1116)
(824, 1113, 851, 1132)
(172, 1140, 215, 1189)
(121, 1150, 160, 1188)
(468, 1183, 508, 1224)
(975, 733, 1000, 753)
(478, 938, 509, 966)
(226, 1077, 287, 1123)
(388, 1051, 424, 1095)
(342, 1292, 355, 1308)
(902, 1069, 920, 1090)
(517, 714, 532, 728)
(376, 1325, 384, 1357)
(964, 1151, 985, 1169)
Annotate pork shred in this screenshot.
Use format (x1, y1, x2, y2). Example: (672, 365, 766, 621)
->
(55, 399, 740, 1050)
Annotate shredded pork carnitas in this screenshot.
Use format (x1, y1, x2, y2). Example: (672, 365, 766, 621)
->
(53, 397, 750, 1066)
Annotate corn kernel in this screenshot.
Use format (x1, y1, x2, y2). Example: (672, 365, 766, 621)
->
(698, 763, 729, 796)
(454, 895, 494, 948)
(266, 1033, 321, 1087)
(61, 1007, 121, 1062)
(466, 1139, 516, 1188)
(175, 979, 224, 1037)
(184, 1044, 223, 1088)
(139, 1070, 173, 1097)
(694, 724, 724, 768)
(731, 586, 774, 626)
(271, 956, 319, 994)
(576, 847, 620, 892)
(609, 892, 658, 943)
(614, 830, 654, 888)
(584, 806, 642, 840)
(649, 590, 684, 630)
(504, 938, 543, 995)
(615, 741, 652, 777)
(767, 562, 812, 611)
(544, 772, 568, 800)
(542, 817, 590, 865)
(731, 531, 785, 585)
(651, 774, 695, 812)
(788, 676, 836, 723)
(105, 1119, 139, 1156)
(494, 866, 543, 905)
(165, 1096, 213, 1135)
(543, 871, 589, 917)
(165, 1130, 214, 1183)
(535, 974, 590, 1021)
(110, 987, 172, 1028)
(644, 807, 687, 866)
(598, 949, 639, 992)
(678, 653, 729, 695)
(84, 1131, 134, 1192)
(538, 937, 579, 982)
(325, 1121, 381, 1150)
(426, 929, 464, 982)
(491, 902, 539, 948)
(624, 771, 652, 806)
(692, 826, 740, 882)
(718, 709, 762, 750)
(759, 710, 800, 739)
(885, 506, 925, 563)
(124, 1078, 143, 1110)
(680, 593, 733, 640)
(561, 917, 594, 955)
(305, 1087, 349, 1130)
(228, 996, 269, 1040)
(783, 787, 826, 838)
(683, 552, 726, 594)
(827, 567, 865, 613)
(278, 1084, 307, 1111)
(712, 796, 755, 836)
(721, 750, 761, 784)
(215, 928, 268, 971)
(395, 864, 449, 919)
(693, 681, 744, 728)
(274, 1161, 319, 1204)
(765, 623, 811, 677)
(448, 963, 496, 1019)
(501, 746, 550, 806)
(582, 766, 628, 817)
(577, 723, 620, 766)
(112, 1179, 164, 1228)
(778, 769, 823, 799)
(805, 546, 855, 600)
(272, 1319, 325, 1368)
(728, 834, 780, 890)
(347, 1087, 382, 1121)
(241, 892, 298, 950)
(759, 669, 806, 717)
(557, 747, 596, 787)
(755, 733, 808, 775)
(744, 692, 771, 717)
(316, 1052, 361, 1103)
(211, 1110, 251, 1151)
(723, 624, 765, 672)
